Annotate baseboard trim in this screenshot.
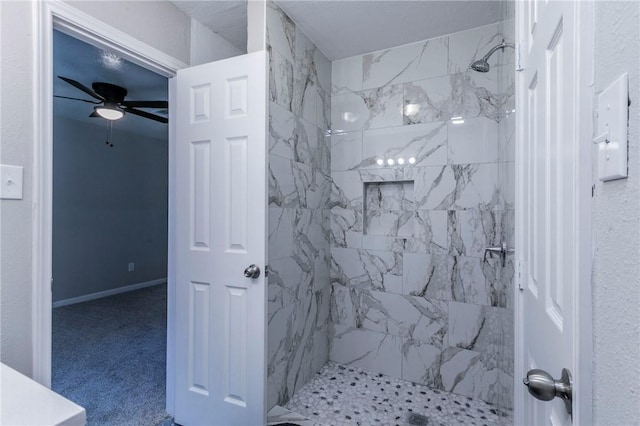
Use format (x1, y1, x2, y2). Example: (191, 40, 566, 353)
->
(52, 278, 167, 308)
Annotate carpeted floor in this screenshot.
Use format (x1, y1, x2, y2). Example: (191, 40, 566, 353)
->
(52, 283, 171, 426)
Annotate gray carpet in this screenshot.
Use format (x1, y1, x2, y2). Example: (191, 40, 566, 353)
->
(52, 283, 171, 426)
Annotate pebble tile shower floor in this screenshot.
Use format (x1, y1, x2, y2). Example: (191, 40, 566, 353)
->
(283, 362, 512, 426)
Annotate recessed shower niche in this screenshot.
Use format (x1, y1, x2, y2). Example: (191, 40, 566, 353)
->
(364, 180, 415, 238)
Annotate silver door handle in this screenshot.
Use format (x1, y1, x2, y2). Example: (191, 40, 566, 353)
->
(244, 264, 260, 279)
(523, 368, 572, 416)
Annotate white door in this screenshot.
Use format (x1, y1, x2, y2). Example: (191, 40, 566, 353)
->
(515, 0, 592, 424)
(174, 51, 267, 426)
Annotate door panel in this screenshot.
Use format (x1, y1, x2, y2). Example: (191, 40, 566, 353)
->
(517, 1, 579, 424)
(174, 51, 267, 426)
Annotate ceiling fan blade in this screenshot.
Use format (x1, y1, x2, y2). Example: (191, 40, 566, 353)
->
(58, 76, 104, 101)
(120, 100, 168, 109)
(54, 95, 102, 104)
(89, 111, 100, 118)
(122, 107, 168, 124)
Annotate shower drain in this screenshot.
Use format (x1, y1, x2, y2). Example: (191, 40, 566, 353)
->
(407, 413, 430, 425)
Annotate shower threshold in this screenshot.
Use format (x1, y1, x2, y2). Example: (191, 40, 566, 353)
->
(274, 362, 512, 426)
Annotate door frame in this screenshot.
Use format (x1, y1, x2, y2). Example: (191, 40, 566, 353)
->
(514, 0, 594, 424)
(32, 0, 187, 413)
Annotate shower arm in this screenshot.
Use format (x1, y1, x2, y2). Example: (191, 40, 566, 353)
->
(481, 40, 515, 62)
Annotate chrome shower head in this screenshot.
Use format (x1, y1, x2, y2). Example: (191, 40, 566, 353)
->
(469, 39, 515, 73)
(470, 59, 490, 73)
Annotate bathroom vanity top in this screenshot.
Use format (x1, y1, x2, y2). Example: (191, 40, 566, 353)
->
(0, 363, 86, 426)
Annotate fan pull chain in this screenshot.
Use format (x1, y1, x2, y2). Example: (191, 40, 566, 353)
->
(105, 121, 114, 147)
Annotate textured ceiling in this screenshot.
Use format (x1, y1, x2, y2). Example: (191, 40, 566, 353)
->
(277, 0, 502, 60)
(171, 0, 248, 52)
(53, 30, 168, 141)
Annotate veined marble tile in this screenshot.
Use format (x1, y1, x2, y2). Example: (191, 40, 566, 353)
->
(330, 247, 402, 293)
(414, 210, 449, 255)
(269, 102, 296, 160)
(330, 171, 363, 210)
(449, 163, 500, 210)
(362, 37, 448, 90)
(269, 47, 294, 113)
(312, 41, 331, 95)
(448, 117, 500, 164)
(292, 209, 325, 269)
(365, 210, 415, 238)
(330, 209, 362, 249)
(266, 0, 296, 63)
(293, 75, 319, 127)
(450, 255, 494, 306)
(329, 325, 402, 378)
(312, 326, 330, 375)
(295, 118, 328, 171)
(331, 131, 363, 172)
(502, 162, 515, 210)
(412, 163, 501, 212)
(330, 284, 357, 326)
(269, 288, 321, 406)
(316, 88, 331, 131)
(365, 181, 414, 211)
(448, 210, 498, 258)
(439, 347, 513, 408)
(499, 252, 515, 310)
(331, 85, 403, 133)
(401, 339, 443, 387)
(360, 235, 414, 254)
(448, 23, 514, 74)
(448, 302, 513, 357)
(332, 55, 363, 95)
(269, 155, 312, 208)
(403, 72, 504, 126)
(498, 111, 515, 164)
(412, 166, 457, 210)
(331, 287, 448, 347)
(360, 167, 407, 183)
(362, 121, 448, 169)
(403, 252, 453, 300)
(269, 207, 295, 259)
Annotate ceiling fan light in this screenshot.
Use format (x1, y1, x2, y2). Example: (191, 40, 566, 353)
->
(95, 106, 124, 120)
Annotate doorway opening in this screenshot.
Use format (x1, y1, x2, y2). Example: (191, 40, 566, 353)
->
(50, 29, 170, 425)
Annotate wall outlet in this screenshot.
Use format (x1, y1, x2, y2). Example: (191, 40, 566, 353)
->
(128, 262, 135, 272)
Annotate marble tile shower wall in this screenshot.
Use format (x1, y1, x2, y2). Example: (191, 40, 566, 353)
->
(329, 24, 515, 408)
(266, 1, 332, 410)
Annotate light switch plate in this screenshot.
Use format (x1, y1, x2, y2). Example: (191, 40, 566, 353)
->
(596, 73, 628, 181)
(0, 165, 24, 200)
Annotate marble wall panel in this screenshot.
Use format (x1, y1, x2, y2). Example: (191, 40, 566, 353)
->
(329, 325, 403, 377)
(329, 19, 514, 410)
(362, 37, 448, 90)
(362, 122, 448, 169)
(331, 85, 403, 133)
(267, 0, 332, 409)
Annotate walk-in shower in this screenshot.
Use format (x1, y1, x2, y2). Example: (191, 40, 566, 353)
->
(470, 39, 515, 72)
(266, 1, 516, 424)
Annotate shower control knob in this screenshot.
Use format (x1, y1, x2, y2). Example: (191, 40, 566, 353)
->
(244, 264, 260, 279)
(523, 368, 572, 415)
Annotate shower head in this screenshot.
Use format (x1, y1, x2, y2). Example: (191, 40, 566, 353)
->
(470, 59, 490, 73)
(469, 40, 515, 72)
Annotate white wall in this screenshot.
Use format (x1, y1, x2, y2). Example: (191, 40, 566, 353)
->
(0, 0, 190, 378)
(52, 116, 168, 303)
(64, 1, 191, 65)
(190, 18, 243, 66)
(592, 1, 640, 424)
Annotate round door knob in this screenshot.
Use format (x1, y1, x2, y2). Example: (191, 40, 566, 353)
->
(523, 368, 573, 415)
(244, 264, 260, 279)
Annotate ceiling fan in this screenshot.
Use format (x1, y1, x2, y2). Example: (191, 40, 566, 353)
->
(55, 76, 168, 123)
